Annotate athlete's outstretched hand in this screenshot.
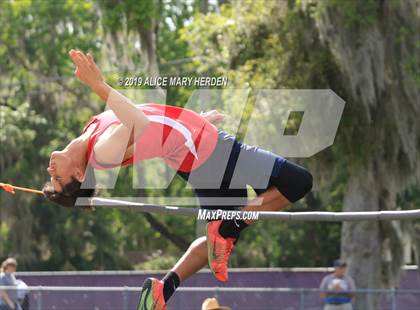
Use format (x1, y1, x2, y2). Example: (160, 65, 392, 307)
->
(69, 49, 104, 89)
(201, 110, 225, 124)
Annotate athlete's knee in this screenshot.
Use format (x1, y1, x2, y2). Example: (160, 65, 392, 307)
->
(272, 161, 313, 202)
(285, 169, 312, 202)
(290, 164, 313, 201)
(299, 168, 313, 197)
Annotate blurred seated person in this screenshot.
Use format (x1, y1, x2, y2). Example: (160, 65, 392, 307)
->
(320, 259, 356, 310)
(0, 258, 21, 310)
(15, 280, 28, 310)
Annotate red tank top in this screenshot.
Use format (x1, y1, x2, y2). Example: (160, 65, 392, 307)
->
(83, 104, 218, 172)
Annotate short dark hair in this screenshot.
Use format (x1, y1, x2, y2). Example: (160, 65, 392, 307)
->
(43, 166, 96, 211)
(333, 259, 347, 268)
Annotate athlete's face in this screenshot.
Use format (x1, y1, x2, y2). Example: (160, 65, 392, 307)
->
(47, 151, 76, 192)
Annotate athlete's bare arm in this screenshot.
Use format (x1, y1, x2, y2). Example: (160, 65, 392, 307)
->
(69, 49, 150, 135)
(69, 49, 150, 164)
(69, 49, 224, 165)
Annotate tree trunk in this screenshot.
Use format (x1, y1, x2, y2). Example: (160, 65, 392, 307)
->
(201, 0, 209, 14)
(314, 1, 420, 308)
(341, 171, 382, 309)
(138, 22, 159, 78)
(414, 234, 420, 278)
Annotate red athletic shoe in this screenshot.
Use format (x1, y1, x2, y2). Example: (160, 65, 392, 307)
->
(137, 278, 167, 310)
(206, 220, 236, 282)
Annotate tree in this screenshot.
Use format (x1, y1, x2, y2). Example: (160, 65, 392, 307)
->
(0, 0, 204, 271)
(316, 2, 420, 308)
(0, 0, 106, 269)
(182, 1, 420, 308)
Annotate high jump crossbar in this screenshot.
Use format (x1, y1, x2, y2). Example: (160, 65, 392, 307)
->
(89, 198, 420, 222)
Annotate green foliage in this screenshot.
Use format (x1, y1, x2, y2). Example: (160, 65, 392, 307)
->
(97, 0, 159, 32)
(135, 252, 178, 270)
(1, 0, 418, 273)
(0, 0, 201, 271)
(180, 0, 348, 267)
(399, 26, 420, 87)
(0, 0, 113, 270)
(317, 0, 379, 28)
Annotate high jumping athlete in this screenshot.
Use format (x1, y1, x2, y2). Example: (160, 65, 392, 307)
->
(44, 50, 313, 310)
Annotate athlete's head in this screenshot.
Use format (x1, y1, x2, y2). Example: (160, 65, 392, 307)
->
(46, 151, 85, 190)
(43, 150, 96, 209)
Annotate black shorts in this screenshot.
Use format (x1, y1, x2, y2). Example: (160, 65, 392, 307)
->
(177, 131, 312, 210)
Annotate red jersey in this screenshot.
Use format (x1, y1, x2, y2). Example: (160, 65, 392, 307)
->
(83, 104, 218, 172)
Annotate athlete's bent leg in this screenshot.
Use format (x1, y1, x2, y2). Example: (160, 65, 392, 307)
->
(164, 191, 290, 285)
(241, 186, 289, 222)
(206, 187, 290, 281)
(223, 160, 313, 230)
(208, 160, 313, 281)
(164, 182, 310, 288)
(268, 160, 313, 203)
